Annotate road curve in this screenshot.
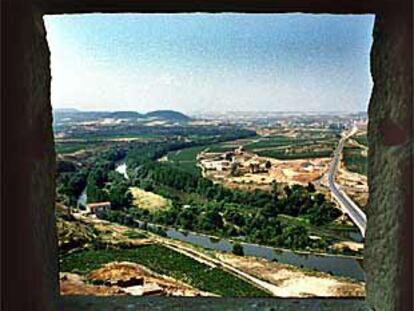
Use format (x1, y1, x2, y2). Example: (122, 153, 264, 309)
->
(327, 128, 367, 238)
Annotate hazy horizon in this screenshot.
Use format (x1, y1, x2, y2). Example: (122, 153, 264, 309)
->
(53, 107, 368, 115)
(45, 13, 374, 114)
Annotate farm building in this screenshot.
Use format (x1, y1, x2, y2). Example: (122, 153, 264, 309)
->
(86, 201, 111, 215)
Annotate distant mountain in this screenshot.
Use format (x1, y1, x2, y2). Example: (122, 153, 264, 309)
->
(53, 108, 191, 124)
(105, 111, 143, 119)
(54, 108, 80, 113)
(145, 110, 191, 122)
(53, 110, 109, 123)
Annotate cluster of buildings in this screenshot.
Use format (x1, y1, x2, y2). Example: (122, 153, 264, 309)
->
(198, 146, 272, 176)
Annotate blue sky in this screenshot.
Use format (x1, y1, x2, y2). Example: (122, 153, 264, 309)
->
(44, 13, 374, 113)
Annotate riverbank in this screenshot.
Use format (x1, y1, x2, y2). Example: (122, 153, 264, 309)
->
(166, 226, 363, 260)
(66, 214, 365, 297)
(214, 253, 364, 297)
(131, 220, 365, 281)
(78, 159, 365, 281)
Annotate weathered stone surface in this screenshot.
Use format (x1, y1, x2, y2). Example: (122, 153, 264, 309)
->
(40, 0, 386, 14)
(2, 1, 412, 311)
(2, 1, 58, 311)
(365, 10, 413, 311)
(59, 297, 370, 311)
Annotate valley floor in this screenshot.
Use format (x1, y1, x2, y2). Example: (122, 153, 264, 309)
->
(59, 213, 365, 298)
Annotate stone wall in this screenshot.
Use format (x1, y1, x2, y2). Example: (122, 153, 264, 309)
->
(2, 1, 58, 311)
(1, 1, 412, 311)
(365, 9, 413, 311)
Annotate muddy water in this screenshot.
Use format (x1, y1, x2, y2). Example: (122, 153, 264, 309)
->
(77, 161, 127, 206)
(87, 161, 365, 281)
(163, 228, 365, 281)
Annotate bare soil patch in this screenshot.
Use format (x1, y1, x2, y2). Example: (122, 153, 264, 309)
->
(214, 253, 365, 297)
(336, 161, 368, 209)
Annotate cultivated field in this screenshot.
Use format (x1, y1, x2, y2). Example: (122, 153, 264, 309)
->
(166, 146, 206, 175)
(61, 244, 269, 297)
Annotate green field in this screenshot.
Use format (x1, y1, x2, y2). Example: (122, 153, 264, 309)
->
(244, 136, 307, 150)
(168, 146, 205, 161)
(122, 230, 148, 239)
(55, 142, 95, 154)
(244, 133, 338, 151)
(60, 244, 269, 297)
(167, 146, 206, 175)
(353, 134, 368, 146)
(257, 149, 333, 160)
(343, 146, 367, 176)
(242, 133, 338, 160)
(166, 133, 338, 168)
(205, 145, 238, 153)
(277, 214, 362, 247)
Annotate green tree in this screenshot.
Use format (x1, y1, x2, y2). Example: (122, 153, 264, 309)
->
(271, 180, 279, 204)
(108, 182, 133, 210)
(306, 182, 316, 193)
(232, 243, 244, 256)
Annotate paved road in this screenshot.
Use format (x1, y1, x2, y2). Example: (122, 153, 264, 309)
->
(327, 128, 367, 238)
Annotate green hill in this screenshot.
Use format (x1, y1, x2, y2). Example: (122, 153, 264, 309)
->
(145, 110, 191, 122)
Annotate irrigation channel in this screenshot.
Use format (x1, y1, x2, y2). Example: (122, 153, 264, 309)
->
(78, 161, 365, 282)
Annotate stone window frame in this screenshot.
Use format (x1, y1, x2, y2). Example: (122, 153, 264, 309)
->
(1, 1, 412, 311)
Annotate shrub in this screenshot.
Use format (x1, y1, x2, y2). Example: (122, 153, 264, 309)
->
(232, 243, 244, 256)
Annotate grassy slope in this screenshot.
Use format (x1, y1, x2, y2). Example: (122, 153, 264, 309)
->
(129, 187, 171, 212)
(167, 146, 205, 175)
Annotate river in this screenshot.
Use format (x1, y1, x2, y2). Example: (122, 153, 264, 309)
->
(134, 219, 364, 281)
(76, 161, 128, 207)
(79, 161, 365, 281)
(115, 162, 129, 179)
(163, 228, 365, 281)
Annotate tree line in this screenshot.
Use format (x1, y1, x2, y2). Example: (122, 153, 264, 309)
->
(57, 135, 343, 253)
(98, 142, 342, 252)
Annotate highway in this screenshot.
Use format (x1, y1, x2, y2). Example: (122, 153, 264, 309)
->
(327, 127, 367, 238)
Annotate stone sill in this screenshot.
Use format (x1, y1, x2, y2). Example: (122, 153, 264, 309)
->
(59, 296, 370, 311)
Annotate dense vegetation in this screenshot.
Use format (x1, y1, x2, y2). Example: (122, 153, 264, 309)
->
(353, 134, 368, 147)
(56, 127, 349, 255)
(56, 127, 255, 207)
(232, 243, 244, 256)
(55, 121, 255, 142)
(343, 146, 367, 176)
(57, 168, 89, 207)
(56, 147, 128, 207)
(60, 244, 269, 297)
(166, 146, 205, 175)
(257, 149, 334, 160)
(92, 142, 344, 253)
